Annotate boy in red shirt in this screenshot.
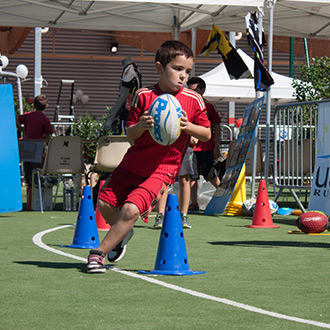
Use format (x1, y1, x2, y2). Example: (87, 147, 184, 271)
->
(187, 77, 221, 212)
(16, 95, 53, 187)
(87, 40, 211, 274)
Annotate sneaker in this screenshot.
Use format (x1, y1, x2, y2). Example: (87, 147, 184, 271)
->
(153, 213, 164, 229)
(181, 214, 192, 229)
(87, 250, 106, 273)
(107, 229, 134, 263)
(188, 202, 199, 212)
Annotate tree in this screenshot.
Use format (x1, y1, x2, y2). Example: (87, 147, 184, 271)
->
(292, 56, 330, 102)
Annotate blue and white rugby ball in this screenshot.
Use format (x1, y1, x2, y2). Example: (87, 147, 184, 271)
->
(242, 198, 279, 216)
(148, 93, 182, 146)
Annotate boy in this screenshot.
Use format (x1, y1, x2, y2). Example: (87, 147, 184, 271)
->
(16, 95, 53, 191)
(187, 77, 221, 212)
(87, 40, 211, 274)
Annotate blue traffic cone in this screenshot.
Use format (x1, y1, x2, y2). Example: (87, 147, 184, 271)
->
(64, 185, 100, 249)
(139, 194, 205, 276)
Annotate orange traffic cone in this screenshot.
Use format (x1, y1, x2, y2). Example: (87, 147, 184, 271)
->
(95, 180, 110, 231)
(246, 180, 280, 228)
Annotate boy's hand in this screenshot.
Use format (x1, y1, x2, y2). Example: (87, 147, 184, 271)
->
(180, 109, 211, 142)
(139, 110, 154, 130)
(190, 136, 199, 147)
(180, 110, 189, 131)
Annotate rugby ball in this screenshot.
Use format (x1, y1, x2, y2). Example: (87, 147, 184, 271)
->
(148, 93, 182, 145)
(242, 198, 256, 216)
(296, 210, 329, 233)
(242, 198, 279, 216)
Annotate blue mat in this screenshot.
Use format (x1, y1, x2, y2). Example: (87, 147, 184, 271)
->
(0, 85, 22, 213)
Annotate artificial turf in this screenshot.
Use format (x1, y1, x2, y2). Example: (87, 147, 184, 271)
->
(1, 187, 330, 329)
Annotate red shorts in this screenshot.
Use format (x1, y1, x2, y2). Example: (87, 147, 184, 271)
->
(98, 167, 169, 223)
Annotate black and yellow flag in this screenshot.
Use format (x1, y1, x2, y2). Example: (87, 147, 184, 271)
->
(201, 25, 252, 80)
(245, 12, 274, 91)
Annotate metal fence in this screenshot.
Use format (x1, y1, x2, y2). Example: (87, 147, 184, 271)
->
(272, 100, 324, 211)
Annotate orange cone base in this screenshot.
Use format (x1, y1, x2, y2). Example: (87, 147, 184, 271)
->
(95, 206, 110, 231)
(246, 179, 280, 229)
(246, 223, 280, 228)
(95, 180, 111, 231)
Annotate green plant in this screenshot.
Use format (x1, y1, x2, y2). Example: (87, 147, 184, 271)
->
(73, 110, 111, 164)
(292, 56, 330, 102)
(14, 95, 34, 116)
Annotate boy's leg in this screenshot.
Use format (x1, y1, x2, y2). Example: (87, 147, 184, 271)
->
(179, 174, 191, 214)
(179, 174, 192, 229)
(153, 188, 168, 229)
(97, 201, 138, 255)
(87, 169, 169, 273)
(87, 202, 138, 273)
(189, 152, 199, 212)
(210, 175, 220, 189)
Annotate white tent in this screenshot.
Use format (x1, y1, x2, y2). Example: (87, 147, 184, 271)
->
(0, 1, 329, 39)
(200, 49, 296, 105)
(1, 0, 328, 181)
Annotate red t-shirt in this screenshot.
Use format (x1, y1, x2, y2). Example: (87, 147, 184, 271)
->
(120, 84, 210, 183)
(194, 100, 221, 152)
(18, 111, 53, 139)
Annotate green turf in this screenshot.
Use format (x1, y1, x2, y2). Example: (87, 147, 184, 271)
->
(1, 188, 330, 330)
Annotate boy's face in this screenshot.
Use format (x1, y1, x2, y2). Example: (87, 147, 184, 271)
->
(156, 55, 194, 93)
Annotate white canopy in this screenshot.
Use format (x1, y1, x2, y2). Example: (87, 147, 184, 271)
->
(0, 1, 330, 39)
(1, 0, 328, 182)
(201, 49, 296, 105)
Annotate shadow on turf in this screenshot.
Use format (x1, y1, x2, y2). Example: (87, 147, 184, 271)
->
(14, 261, 86, 272)
(209, 240, 330, 249)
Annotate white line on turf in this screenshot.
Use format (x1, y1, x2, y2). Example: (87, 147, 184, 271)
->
(33, 225, 330, 329)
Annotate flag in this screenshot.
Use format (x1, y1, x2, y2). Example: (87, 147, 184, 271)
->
(201, 25, 252, 80)
(245, 12, 274, 91)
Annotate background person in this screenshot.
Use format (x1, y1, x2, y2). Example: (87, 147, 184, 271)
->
(153, 140, 196, 229)
(16, 94, 53, 209)
(187, 77, 221, 212)
(104, 56, 142, 134)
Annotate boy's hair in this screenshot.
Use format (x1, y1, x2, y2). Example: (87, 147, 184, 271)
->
(34, 94, 48, 111)
(187, 76, 206, 90)
(155, 40, 194, 68)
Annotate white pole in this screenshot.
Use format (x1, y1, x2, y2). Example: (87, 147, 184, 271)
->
(265, 1, 274, 185)
(17, 77, 24, 115)
(228, 32, 236, 131)
(34, 27, 42, 96)
(191, 28, 196, 77)
(173, 9, 180, 41)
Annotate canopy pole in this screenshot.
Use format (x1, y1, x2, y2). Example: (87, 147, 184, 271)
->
(289, 37, 294, 77)
(250, 9, 264, 198)
(34, 27, 42, 97)
(173, 9, 180, 41)
(228, 32, 236, 130)
(303, 38, 310, 67)
(265, 1, 274, 186)
(191, 28, 196, 77)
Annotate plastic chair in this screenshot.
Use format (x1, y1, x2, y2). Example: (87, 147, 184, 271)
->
(33, 136, 84, 212)
(88, 135, 132, 185)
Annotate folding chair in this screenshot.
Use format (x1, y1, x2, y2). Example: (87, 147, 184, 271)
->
(33, 136, 84, 212)
(88, 135, 132, 186)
